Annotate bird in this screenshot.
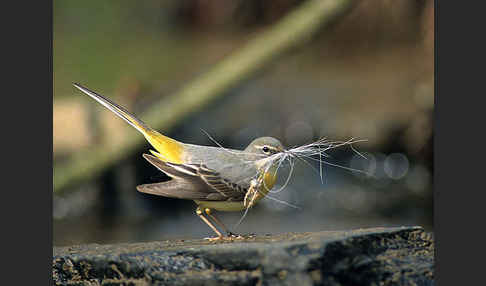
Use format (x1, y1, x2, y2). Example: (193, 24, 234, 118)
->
(73, 83, 286, 240)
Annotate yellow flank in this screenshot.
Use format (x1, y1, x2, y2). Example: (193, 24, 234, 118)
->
(144, 130, 183, 164)
(195, 200, 246, 212)
(195, 168, 278, 212)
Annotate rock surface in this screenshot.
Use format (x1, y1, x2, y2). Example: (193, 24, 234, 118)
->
(53, 226, 433, 285)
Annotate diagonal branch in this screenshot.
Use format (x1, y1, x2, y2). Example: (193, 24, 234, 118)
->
(54, 0, 355, 193)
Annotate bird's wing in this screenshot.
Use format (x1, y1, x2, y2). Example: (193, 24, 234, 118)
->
(137, 153, 247, 201)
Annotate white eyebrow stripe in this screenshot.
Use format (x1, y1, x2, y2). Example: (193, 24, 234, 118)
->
(254, 145, 279, 150)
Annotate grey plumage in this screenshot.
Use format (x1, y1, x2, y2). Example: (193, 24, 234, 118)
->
(137, 137, 284, 203)
(137, 154, 247, 202)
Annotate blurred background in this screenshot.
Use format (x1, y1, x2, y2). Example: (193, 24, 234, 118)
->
(53, 0, 434, 246)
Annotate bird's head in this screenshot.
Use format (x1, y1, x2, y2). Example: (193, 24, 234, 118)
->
(245, 136, 285, 157)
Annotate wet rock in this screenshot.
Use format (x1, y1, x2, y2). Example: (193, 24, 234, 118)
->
(53, 226, 433, 285)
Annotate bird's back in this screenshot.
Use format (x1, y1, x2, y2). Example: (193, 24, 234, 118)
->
(181, 143, 261, 189)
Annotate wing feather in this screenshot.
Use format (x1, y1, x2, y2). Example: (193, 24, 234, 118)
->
(139, 154, 246, 201)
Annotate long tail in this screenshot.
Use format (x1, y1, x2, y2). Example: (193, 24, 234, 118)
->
(73, 83, 183, 163)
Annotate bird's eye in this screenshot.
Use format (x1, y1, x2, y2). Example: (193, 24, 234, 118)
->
(262, 146, 270, 153)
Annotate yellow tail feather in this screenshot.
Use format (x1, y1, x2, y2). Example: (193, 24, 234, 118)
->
(143, 130, 183, 164)
(73, 83, 184, 164)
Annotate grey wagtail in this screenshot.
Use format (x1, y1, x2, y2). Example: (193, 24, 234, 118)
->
(74, 83, 286, 240)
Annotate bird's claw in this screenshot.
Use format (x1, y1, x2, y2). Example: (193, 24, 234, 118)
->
(204, 234, 244, 242)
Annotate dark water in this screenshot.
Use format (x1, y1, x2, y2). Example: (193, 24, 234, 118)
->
(53, 0, 433, 246)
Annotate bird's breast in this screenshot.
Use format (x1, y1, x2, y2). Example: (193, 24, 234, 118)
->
(261, 170, 277, 195)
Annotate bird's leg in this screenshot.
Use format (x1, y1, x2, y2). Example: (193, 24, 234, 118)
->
(244, 178, 263, 209)
(204, 208, 239, 237)
(244, 179, 256, 208)
(196, 207, 223, 240)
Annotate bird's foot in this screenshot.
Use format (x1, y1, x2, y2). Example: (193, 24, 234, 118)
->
(204, 234, 245, 242)
(204, 236, 225, 242)
(227, 232, 245, 240)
